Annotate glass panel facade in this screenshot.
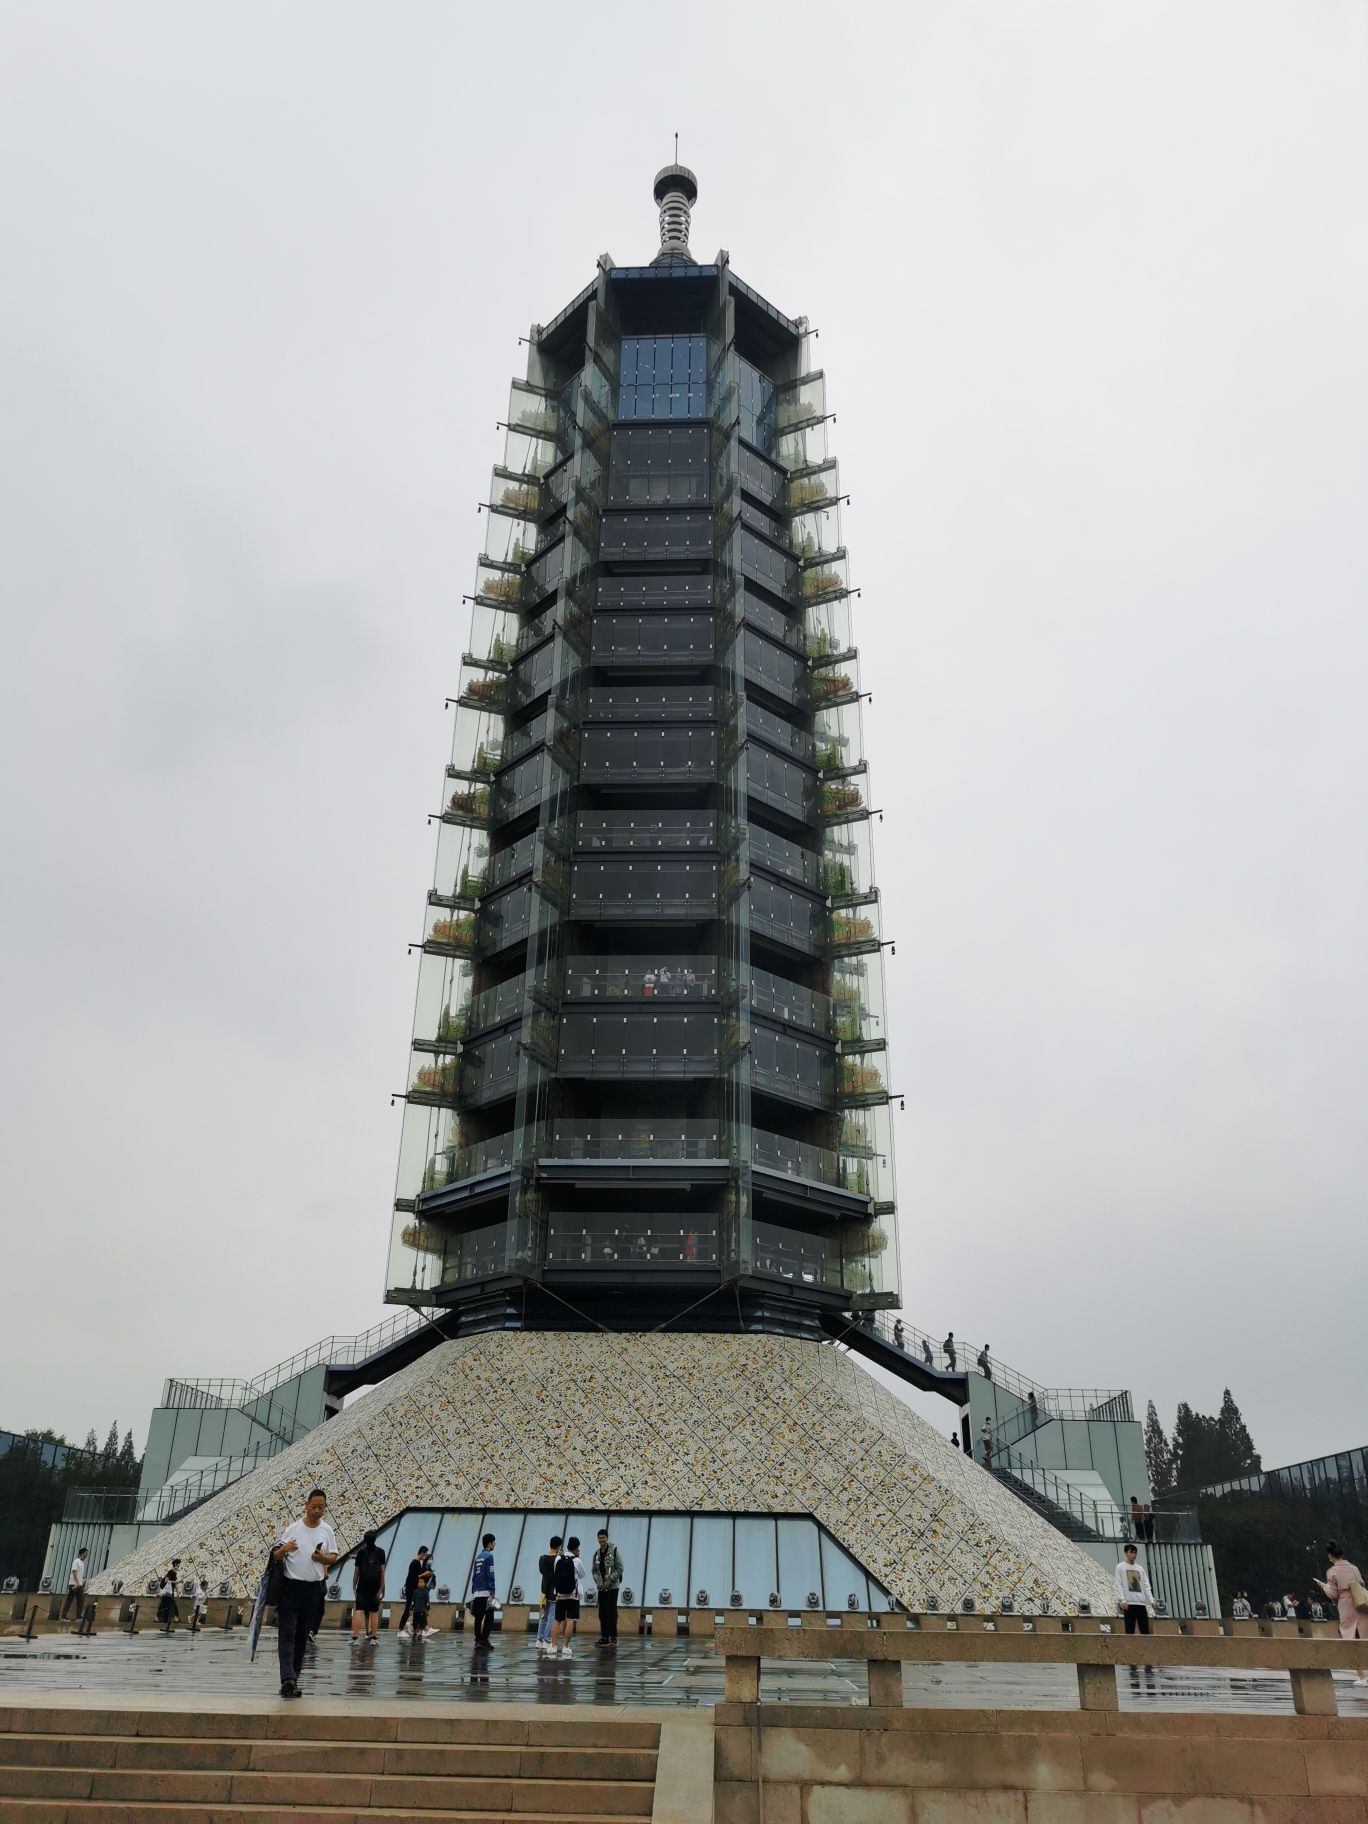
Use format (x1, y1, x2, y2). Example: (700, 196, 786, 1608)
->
(390, 256, 899, 1319)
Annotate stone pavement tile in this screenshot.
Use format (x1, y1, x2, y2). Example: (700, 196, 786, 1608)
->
(809, 1786, 918, 1823)
(1026, 1796, 1139, 1823)
(1304, 1742, 1368, 1796)
(1136, 1800, 1368, 1824)
(908, 1793, 1026, 1823)
(1081, 1738, 1311, 1799)
(862, 1730, 1085, 1792)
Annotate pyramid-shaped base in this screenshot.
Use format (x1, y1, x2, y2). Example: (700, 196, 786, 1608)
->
(95, 1334, 1114, 1613)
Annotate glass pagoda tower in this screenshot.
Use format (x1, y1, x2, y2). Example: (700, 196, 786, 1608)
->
(387, 168, 900, 1339)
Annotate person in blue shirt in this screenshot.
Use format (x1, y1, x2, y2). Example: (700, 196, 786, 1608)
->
(469, 1532, 496, 1648)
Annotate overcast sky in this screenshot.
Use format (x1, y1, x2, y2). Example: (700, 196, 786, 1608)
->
(1, 2, 1364, 1472)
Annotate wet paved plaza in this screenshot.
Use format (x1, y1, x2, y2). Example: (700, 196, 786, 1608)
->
(4, 1625, 1368, 1715)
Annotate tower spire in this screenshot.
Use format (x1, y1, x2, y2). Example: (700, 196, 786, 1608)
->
(651, 160, 698, 265)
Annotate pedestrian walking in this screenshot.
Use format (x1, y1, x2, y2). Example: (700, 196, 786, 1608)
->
(1113, 1542, 1155, 1634)
(536, 1533, 562, 1656)
(407, 1562, 437, 1640)
(1129, 1496, 1145, 1539)
(922, 1338, 934, 1367)
(1027, 1390, 1038, 1426)
(1312, 1541, 1368, 1683)
(397, 1545, 431, 1635)
(61, 1547, 89, 1622)
(892, 1320, 905, 1350)
(156, 1559, 182, 1627)
(350, 1530, 386, 1646)
(592, 1528, 623, 1648)
(270, 1488, 338, 1698)
(943, 1331, 956, 1370)
(469, 1532, 497, 1648)
(979, 1418, 994, 1468)
(977, 1344, 992, 1381)
(551, 1538, 581, 1659)
(190, 1576, 210, 1629)
(1141, 1501, 1156, 1542)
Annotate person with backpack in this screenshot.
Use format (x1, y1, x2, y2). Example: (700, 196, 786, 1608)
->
(592, 1529, 623, 1648)
(468, 1532, 497, 1648)
(536, 1533, 562, 1656)
(350, 1530, 386, 1646)
(551, 1536, 581, 1660)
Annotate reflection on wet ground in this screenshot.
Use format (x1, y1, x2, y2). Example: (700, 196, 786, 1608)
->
(5, 1627, 1368, 1714)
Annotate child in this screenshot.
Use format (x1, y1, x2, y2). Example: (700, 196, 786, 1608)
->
(191, 1577, 209, 1628)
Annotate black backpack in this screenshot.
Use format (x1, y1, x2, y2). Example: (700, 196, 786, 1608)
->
(355, 1543, 384, 1582)
(552, 1552, 577, 1596)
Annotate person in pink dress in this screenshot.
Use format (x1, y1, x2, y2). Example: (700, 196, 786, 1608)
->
(1312, 1540, 1368, 1685)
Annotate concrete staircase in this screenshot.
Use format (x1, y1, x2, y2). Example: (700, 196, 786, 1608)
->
(0, 1700, 662, 1822)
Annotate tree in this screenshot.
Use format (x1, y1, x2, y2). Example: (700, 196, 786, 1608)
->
(118, 1430, 138, 1475)
(101, 1422, 120, 1464)
(1144, 1401, 1174, 1496)
(81, 1430, 99, 1458)
(1216, 1388, 1260, 1477)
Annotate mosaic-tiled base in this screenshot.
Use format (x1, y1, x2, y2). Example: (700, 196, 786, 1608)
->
(92, 1334, 1114, 1614)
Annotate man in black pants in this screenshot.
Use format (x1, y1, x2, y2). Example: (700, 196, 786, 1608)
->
(1113, 1542, 1155, 1634)
(592, 1529, 623, 1648)
(397, 1545, 431, 1636)
(271, 1488, 339, 1698)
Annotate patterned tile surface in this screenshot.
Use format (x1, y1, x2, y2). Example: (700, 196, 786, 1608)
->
(92, 1335, 1114, 1613)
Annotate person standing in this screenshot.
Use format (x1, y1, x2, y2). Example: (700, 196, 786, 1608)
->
(469, 1532, 497, 1648)
(1141, 1502, 1156, 1543)
(350, 1530, 386, 1646)
(943, 1332, 957, 1371)
(157, 1559, 181, 1627)
(190, 1576, 210, 1629)
(892, 1320, 905, 1351)
(270, 1488, 338, 1699)
(61, 1547, 89, 1622)
(592, 1529, 623, 1649)
(1129, 1496, 1145, 1540)
(536, 1533, 563, 1656)
(397, 1545, 431, 1636)
(409, 1562, 437, 1641)
(921, 1338, 934, 1367)
(1312, 1540, 1368, 1683)
(979, 1419, 994, 1469)
(1231, 1590, 1253, 1620)
(551, 1539, 580, 1659)
(1113, 1542, 1155, 1634)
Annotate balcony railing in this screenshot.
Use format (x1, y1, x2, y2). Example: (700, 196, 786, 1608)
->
(547, 1121, 722, 1162)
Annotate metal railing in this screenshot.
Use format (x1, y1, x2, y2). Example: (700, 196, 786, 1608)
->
(853, 1311, 1131, 1422)
(167, 1309, 431, 1410)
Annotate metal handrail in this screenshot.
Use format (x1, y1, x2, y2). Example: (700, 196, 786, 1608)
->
(166, 1309, 431, 1407)
(858, 1311, 1131, 1416)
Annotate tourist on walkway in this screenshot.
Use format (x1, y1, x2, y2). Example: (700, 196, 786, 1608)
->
(537, 1533, 563, 1656)
(592, 1528, 623, 1648)
(551, 1538, 581, 1659)
(1231, 1590, 1252, 1620)
(469, 1532, 497, 1648)
(1141, 1502, 1155, 1542)
(350, 1529, 386, 1646)
(397, 1544, 431, 1635)
(922, 1337, 934, 1367)
(271, 1488, 338, 1698)
(405, 1562, 437, 1640)
(190, 1576, 210, 1628)
(1113, 1543, 1155, 1634)
(977, 1344, 992, 1381)
(61, 1546, 88, 1622)
(157, 1559, 181, 1626)
(1312, 1541, 1368, 1682)
(1129, 1496, 1145, 1539)
(893, 1319, 905, 1350)
(1282, 1591, 1302, 1622)
(979, 1418, 994, 1468)
(943, 1331, 956, 1370)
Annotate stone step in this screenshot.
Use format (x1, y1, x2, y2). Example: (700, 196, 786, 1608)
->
(0, 1768, 655, 1816)
(0, 1737, 655, 1782)
(0, 1805, 631, 1824)
(0, 1711, 660, 1751)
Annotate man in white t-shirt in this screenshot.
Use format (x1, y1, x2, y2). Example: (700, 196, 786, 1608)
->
(1113, 1543, 1156, 1635)
(61, 1547, 89, 1623)
(271, 1489, 339, 1698)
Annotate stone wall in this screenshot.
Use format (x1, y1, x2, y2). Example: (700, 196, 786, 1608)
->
(714, 1704, 1368, 1822)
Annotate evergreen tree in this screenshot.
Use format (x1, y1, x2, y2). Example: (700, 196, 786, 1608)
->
(101, 1422, 120, 1463)
(118, 1430, 138, 1475)
(81, 1429, 99, 1459)
(1216, 1388, 1260, 1476)
(1143, 1401, 1174, 1495)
